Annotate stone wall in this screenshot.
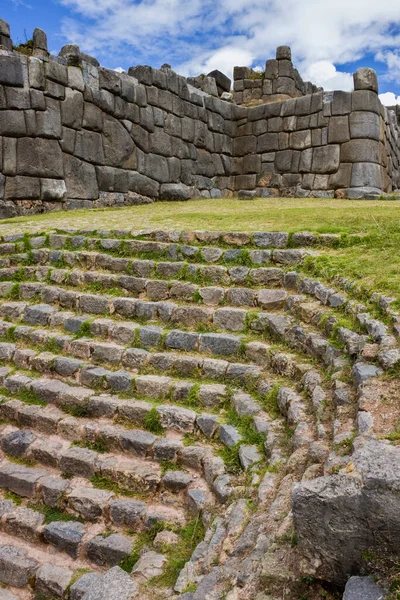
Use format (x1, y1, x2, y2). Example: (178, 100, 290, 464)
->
(231, 70, 396, 196)
(233, 46, 319, 106)
(0, 17, 399, 217)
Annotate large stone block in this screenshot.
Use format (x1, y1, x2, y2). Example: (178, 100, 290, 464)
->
(103, 114, 136, 167)
(0, 56, 24, 87)
(5, 176, 41, 200)
(35, 98, 62, 139)
(312, 145, 340, 174)
(327, 116, 350, 144)
(349, 111, 380, 141)
(257, 132, 279, 154)
(64, 154, 99, 199)
(0, 545, 39, 587)
(293, 440, 400, 584)
(341, 139, 381, 164)
(353, 68, 378, 93)
(17, 137, 63, 177)
(75, 130, 105, 165)
(342, 576, 385, 600)
(0, 111, 26, 137)
(128, 171, 159, 198)
(43, 521, 85, 558)
(61, 88, 84, 129)
(143, 153, 169, 183)
(351, 162, 382, 188)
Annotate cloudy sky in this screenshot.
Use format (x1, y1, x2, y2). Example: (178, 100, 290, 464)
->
(4, 0, 400, 105)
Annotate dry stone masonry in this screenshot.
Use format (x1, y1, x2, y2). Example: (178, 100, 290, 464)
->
(0, 225, 396, 599)
(0, 19, 400, 218)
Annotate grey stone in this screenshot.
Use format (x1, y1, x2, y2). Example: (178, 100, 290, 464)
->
(157, 405, 197, 432)
(312, 145, 340, 173)
(110, 499, 147, 527)
(199, 333, 241, 356)
(353, 68, 379, 93)
(219, 424, 242, 447)
(44, 520, 86, 558)
(87, 533, 133, 566)
(239, 445, 262, 469)
(119, 429, 156, 456)
(196, 414, 219, 438)
(352, 363, 382, 386)
(0, 463, 48, 497)
(293, 440, 400, 584)
(165, 330, 199, 351)
(35, 563, 73, 598)
(1, 430, 36, 457)
(162, 470, 192, 490)
(343, 576, 385, 599)
(4, 506, 44, 542)
(60, 446, 98, 478)
(131, 551, 167, 578)
(41, 477, 69, 507)
(214, 307, 246, 331)
(349, 111, 380, 141)
(67, 486, 114, 520)
(212, 474, 231, 503)
(0, 56, 24, 87)
(0, 545, 39, 587)
(24, 303, 55, 325)
(79, 566, 137, 600)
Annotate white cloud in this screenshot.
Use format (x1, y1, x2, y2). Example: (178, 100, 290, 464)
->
(379, 91, 400, 106)
(179, 46, 255, 80)
(57, 0, 400, 95)
(302, 61, 353, 91)
(113, 67, 125, 73)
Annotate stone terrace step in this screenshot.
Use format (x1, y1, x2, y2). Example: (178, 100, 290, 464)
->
(8, 228, 343, 248)
(0, 422, 217, 504)
(0, 387, 233, 481)
(0, 234, 315, 264)
(0, 284, 351, 377)
(0, 459, 186, 527)
(0, 489, 138, 568)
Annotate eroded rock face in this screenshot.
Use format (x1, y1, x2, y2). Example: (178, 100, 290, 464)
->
(293, 439, 400, 584)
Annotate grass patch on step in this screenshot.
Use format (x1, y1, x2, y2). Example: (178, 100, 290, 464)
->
(4, 490, 23, 505)
(4, 197, 400, 301)
(27, 502, 84, 524)
(71, 439, 109, 453)
(89, 474, 148, 500)
(143, 407, 164, 434)
(0, 386, 46, 407)
(120, 517, 205, 589)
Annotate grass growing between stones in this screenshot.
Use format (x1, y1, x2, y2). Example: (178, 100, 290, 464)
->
(3, 197, 400, 301)
(120, 517, 205, 589)
(27, 502, 84, 524)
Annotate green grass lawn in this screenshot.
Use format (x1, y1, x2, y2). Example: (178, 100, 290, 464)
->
(1, 197, 400, 300)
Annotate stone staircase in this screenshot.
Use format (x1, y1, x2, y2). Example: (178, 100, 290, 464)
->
(0, 228, 397, 600)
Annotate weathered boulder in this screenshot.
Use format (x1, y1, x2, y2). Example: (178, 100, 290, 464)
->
(342, 576, 386, 599)
(293, 439, 400, 584)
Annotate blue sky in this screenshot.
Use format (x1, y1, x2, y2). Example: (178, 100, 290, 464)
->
(3, 0, 400, 104)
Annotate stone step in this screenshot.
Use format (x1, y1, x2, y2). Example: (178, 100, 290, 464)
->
(0, 388, 234, 478)
(1, 264, 299, 309)
(0, 285, 350, 378)
(0, 537, 140, 599)
(0, 233, 313, 269)
(0, 537, 81, 594)
(0, 489, 138, 568)
(0, 459, 186, 528)
(0, 366, 274, 456)
(0, 423, 218, 505)
(45, 227, 343, 248)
